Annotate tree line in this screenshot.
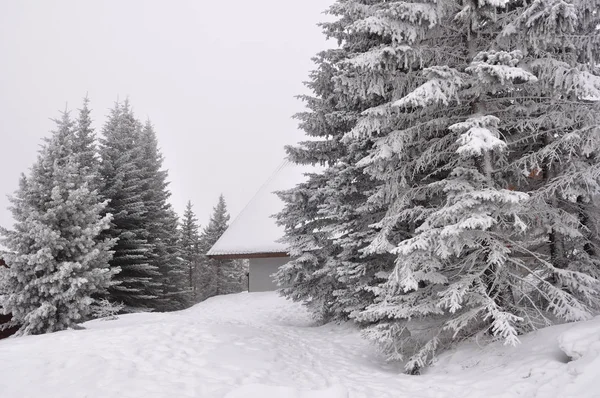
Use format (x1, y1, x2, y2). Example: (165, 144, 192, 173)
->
(0, 98, 245, 335)
(276, 0, 600, 373)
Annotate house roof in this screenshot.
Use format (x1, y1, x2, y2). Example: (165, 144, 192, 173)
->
(207, 159, 314, 259)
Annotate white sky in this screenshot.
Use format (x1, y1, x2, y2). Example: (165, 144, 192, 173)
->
(0, 0, 332, 229)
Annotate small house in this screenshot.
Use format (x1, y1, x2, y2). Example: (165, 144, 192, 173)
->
(207, 160, 312, 292)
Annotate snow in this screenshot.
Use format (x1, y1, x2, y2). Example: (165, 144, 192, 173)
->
(1, 292, 599, 398)
(450, 115, 506, 156)
(207, 160, 316, 257)
(557, 317, 600, 397)
(456, 126, 507, 156)
(393, 66, 465, 108)
(225, 384, 348, 398)
(466, 63, 538, 86)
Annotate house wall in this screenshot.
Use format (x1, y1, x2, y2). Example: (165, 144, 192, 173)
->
(248, 257, 289, 292)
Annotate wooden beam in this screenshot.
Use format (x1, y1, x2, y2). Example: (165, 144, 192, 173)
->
(207, 252, 289, 260)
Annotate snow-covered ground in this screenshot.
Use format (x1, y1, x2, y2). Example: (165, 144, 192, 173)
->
(0, 292, 598, 398)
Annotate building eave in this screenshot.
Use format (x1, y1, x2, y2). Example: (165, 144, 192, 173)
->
(207, 252, 290, 260)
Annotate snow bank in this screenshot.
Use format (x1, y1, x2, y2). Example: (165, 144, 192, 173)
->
(558, 316, 600, 362)
(224, 384, 348, 398)
(1, 292, 599, 397)
(557, 316, 600, 397)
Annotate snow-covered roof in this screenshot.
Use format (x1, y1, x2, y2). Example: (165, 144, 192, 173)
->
(207, 159, 314, 258)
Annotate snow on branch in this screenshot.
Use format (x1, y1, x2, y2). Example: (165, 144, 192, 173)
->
(348, 1, 439, 45)
(466, 51, 538, 86)
(394, 66, 466, 108)
(485, 303, 522, 346)
(456, 127, 506, 156)
(351, 17, 424, 44)
(344, 45, 417, 70)
(344, 115, 385, 142)
(531, 58, 600, 101)
(512, 0, 577, 39)
(478, 0, 511, 7)
(450, 115, 507, 156)
(378, 1, 438, 28)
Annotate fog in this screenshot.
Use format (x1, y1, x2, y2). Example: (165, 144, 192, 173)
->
(0, 0, 332, 228)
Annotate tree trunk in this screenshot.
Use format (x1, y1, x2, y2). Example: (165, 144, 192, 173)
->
(577, 195, 596, 257)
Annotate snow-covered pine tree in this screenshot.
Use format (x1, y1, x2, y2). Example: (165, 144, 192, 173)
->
(502, 0, 600, 302)
(0, 109, 116, 335)
(99, 101, 159, 311)
(336, 0, 600, 372)
(275, 169, 343, 321)
(74, 96, 99, 186)
(274, 0, 401, 322)
(156, 208, 187, 310)
(198, 195, 243, 297)
(138, 121, 187, 311)
(180, 201, 201, 300)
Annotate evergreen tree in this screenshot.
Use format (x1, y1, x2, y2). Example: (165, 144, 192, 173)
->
(351, 0, 600, 372)
(74, 96, 99, 182)
(0, 110, 115, 335)
(281, 0, 600, 372)
(156, 208, 187, 310)
(180, 201, 201, 300)
(99, 101, 159, 310)
(198, 195, 243, 297)
(274, 1, 395, 322)
(138, 121, 187, 311)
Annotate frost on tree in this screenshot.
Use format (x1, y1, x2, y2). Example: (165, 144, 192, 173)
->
(275, 1, 398, 323)
(280, 0, 600, 372)
(199, 195, 246, 298)
(0, 108, 116, 335)
(99, 102, 186, 311)
(138, 121, 187, 311)
(99, 101, 159, 311)
(180, 201, 201, 301)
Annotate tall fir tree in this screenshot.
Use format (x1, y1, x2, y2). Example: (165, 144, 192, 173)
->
(74, 96, 99, 183)
(0, 109, 116, 335)
(99, 101, 159, 310)
(275, 0, 396, 322)
(180, 201, 201, 300)
(352, 0, 600, 372)
(138, 121, 187, 311)
(280, 0, 600, 372)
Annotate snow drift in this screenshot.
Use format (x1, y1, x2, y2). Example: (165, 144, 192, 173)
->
(0, 292, 598, 397)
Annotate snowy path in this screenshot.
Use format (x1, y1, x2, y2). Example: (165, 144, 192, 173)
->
(0, 292, 598, 397)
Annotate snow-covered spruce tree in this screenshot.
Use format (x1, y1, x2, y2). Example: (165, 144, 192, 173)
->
(0, 110, 116, 335)
(275, 169, 345, 321)
(331, 0, 600, 372)
(503, 0, 600, 299)
(74, 97, 119, 313)
(99, 101, 159, 311)
(198, 195, 243, 297)
(275, 0, 402, 323)
(156, 208, 187, 310)
(180, 201, 201, 300)
(74, 96, 100, 187)
(138, 121, 187, 311)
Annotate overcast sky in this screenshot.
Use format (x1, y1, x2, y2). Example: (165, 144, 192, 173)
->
(0, 0, 332, 229)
